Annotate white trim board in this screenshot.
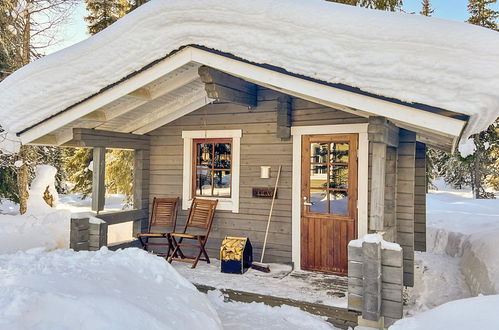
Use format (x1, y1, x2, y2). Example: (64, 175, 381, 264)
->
(290, 124, 369, 271)
(181, 129, 242, 213)
(20, 46, 466, 147)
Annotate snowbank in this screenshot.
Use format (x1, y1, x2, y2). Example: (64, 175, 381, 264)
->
(1, 0, 499, 149)
(391, 295, 499, 330)
(0, 165, 70, 254)
(26, 165, 59, 215)
(0, 248, 222, 330)
(426, 186, 499, 295)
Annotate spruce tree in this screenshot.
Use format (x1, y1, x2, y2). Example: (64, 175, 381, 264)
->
(327, 0, 403, 11)
(467, 0, 499, 31)
(84, 0, 130, 35)
(420, 0, 434, 16)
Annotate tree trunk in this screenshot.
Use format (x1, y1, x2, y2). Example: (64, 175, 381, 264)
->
(17, 145, 35, 214)
(18, 1, 32, 214)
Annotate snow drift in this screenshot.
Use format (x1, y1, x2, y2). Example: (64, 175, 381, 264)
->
(0, 248, 222, 330)
(0, 165, 70, 254)
(391, 294, 499, 330)
(1, 0, 499, 149)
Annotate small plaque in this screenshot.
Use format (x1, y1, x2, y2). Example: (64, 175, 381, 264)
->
(252, 187, 277, 199)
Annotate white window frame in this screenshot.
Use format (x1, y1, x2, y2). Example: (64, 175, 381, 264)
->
(182, 129, 242, 213)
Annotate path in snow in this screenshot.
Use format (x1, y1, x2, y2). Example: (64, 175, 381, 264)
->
(404, 252, 471, 317)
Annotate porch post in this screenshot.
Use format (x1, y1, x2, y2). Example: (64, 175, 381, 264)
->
(133, 149, 150, 236)
(92, 147, 106, 212)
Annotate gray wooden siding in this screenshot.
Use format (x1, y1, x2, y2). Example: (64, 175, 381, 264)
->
(414, 142, 427, 252)
(396, 129, 416, 287)
(148, 87, 366, 263)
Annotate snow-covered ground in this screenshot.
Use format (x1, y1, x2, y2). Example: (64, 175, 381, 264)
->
(2, 167, 499, 329)
(0, 166, 336, 329)
(392, 180, 499, 329)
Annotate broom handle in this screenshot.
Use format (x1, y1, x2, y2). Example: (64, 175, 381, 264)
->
(260, 165, 282, 263)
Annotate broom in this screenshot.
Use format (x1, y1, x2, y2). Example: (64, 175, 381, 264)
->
(251, 165, 282, 273)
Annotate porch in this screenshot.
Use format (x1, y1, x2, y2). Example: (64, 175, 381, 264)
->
(171, 259, 358, 329)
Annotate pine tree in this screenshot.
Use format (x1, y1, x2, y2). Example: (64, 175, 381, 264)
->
(467, 0, 499, 31)
(420, 0, 434, 16)
(85, 0, 130, 35)
(106, 149, 134, 206)
(63, 147, 93, 198)
(326, 0, 403, 11)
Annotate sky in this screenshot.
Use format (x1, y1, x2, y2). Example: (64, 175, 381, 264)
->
(48, 0, 499, 54)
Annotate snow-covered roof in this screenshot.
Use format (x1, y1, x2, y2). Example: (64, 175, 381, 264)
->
(1, 0, 499, 146)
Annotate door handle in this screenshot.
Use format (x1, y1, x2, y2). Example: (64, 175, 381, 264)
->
(303, 202, 314, 206)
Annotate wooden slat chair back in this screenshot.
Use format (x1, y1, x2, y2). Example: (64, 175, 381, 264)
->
(137, 197, 179, 258)
(169, 198, 218, 268)
(149, 197, 178, 229)
(186, 198, 217, 230)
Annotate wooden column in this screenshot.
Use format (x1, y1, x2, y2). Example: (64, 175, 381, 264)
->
(133, 149, 150, 236)
(368, 117, 398, 232)
(92, 147, 106, 212)
(369, 142, 386, 231)
(396, 129, 416, 287)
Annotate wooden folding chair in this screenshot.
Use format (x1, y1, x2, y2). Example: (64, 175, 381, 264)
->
(169, 198, 218, 268)
(137, 197, 179, 258)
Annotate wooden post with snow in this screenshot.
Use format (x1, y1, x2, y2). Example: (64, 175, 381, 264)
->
(348, 234, 404, 328)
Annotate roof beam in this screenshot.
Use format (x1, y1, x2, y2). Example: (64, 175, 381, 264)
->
(128, 87, 152, 100)
(121, 86, 209, 133)
(133, 95, 210, 134)
(198, 66, 257, 108)
(65, 128, 150, 150)
(81, 110, 107, 121)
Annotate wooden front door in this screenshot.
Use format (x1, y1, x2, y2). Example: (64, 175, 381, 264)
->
(301, 134, 358, 275)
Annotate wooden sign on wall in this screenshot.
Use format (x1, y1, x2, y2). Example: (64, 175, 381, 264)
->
(252, 187, 277, 199)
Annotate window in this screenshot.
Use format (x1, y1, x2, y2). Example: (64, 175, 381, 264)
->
(193, 139, 232, 197)
(182, 130, 241, 213)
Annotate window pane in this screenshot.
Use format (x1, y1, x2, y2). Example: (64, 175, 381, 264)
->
(329, 165, 348, 189)
(329, 190, 348, 216)
(330, 142, 349, 163)
(214, 143, 231, 169)
(197, 143, 213, 168)
(195, 168, 212, 196)
(213, 170, 231, 197)
(310, 165, 328, 213)
(310, 143, 328, 163)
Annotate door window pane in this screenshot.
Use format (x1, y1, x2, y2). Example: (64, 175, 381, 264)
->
(329, 190, 348, 216)
(310, 143, 329, 163)
(330, 165, 349, 189)
(330, 142, 349, 163)
(310, 187, 328, 213)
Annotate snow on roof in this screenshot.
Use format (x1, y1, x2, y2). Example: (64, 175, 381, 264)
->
(1, 0, 499, 145)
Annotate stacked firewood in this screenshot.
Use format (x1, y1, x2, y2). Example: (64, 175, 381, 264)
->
(220, 237, 246, 261)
